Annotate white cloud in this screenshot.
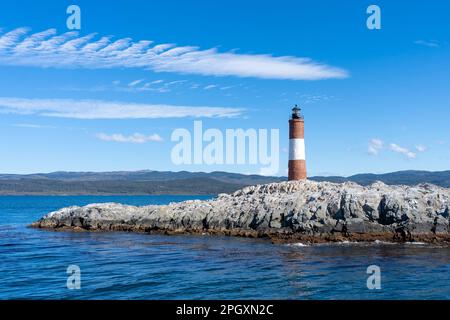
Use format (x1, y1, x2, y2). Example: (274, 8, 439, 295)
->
(166, 80, 187, 85)
(389, 143, 416, 159)
(96, 132, 163, 144)
(111, 78, 189, 94)
(0, 27, 349, 80)
(12, 123, 56, 129)
(368, 139, 423, 160)
(0, 97, 243, 119)
(414, 40, 440, 48)
(204, 84, 218, 90)
(128, 79, 145, 87)
(368, 138, 384, 155)
(415, 144, 427, 152)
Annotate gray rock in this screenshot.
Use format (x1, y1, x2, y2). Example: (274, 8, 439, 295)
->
(32, 180, 450, 243)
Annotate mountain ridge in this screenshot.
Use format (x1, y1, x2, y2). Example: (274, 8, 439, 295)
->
(0, 170, 449, 195)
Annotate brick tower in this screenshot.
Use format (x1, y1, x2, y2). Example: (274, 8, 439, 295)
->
(288, 105, 307, 180)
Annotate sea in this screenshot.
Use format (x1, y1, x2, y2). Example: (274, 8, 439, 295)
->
(0, 195, 449, 300)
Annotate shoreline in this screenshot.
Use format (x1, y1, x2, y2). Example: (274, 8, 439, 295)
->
(30, 225, 450, 246)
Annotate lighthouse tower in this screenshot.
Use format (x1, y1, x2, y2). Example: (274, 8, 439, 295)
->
(288, 105, 307, 180)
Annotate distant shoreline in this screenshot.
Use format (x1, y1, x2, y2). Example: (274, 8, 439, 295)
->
(1, 169, 450, 195)
(0, 193, 217, 196)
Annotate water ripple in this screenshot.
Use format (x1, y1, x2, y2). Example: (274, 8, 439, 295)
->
(1, 195, 449, 299)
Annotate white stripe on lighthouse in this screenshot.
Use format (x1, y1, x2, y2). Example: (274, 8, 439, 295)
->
(289, 138, 305, 160)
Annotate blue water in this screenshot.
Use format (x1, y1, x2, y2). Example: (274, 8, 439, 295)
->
(0, 195, 449, 300)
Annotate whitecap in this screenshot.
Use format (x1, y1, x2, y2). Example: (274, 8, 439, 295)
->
(373, 240, 395, 245)
(286, 242, 309, 247)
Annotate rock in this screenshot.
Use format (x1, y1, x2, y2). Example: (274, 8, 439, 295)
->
(31, 180, 450, 245)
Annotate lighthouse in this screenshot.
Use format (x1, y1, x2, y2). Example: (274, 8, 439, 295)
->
(288, 105, 307, 180)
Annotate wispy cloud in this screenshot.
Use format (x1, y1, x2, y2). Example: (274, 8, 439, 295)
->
(0, 97, 243, 119)
(96, 132, 163, 144)
(128, 79, 145, 87)
(389, 143, 416, 159)
(107, 78, 191, 94)
(12, 123, 56, 129)
(368, 139, 421, 159)
(415, 144, 427, 152)
(166, 80, 187, 85)
(414, 40, 440, 48)
(204, 84, 218, 90)
(368, 138, 384, 155)
(297, 93, 335, 105)
(0, 27, 348, 80)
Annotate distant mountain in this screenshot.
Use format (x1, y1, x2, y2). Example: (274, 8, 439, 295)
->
(0, 171, 284, 195)
(0, 170, 284, 184)
(310, 170, 450, 188)
(0, 170, 449, 195)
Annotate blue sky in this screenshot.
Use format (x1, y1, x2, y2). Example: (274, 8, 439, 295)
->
(0, 0, 449, 176)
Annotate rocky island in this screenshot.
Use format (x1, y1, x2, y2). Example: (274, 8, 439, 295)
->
(31, 180, 450, 245)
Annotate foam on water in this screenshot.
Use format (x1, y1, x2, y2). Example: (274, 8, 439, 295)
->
(286, 242, 309, 247)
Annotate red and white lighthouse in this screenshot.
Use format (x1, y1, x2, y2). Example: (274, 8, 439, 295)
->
(288, 105, 307, 180)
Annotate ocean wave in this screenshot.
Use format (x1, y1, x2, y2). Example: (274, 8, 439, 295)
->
(286, 242, 309, 247)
